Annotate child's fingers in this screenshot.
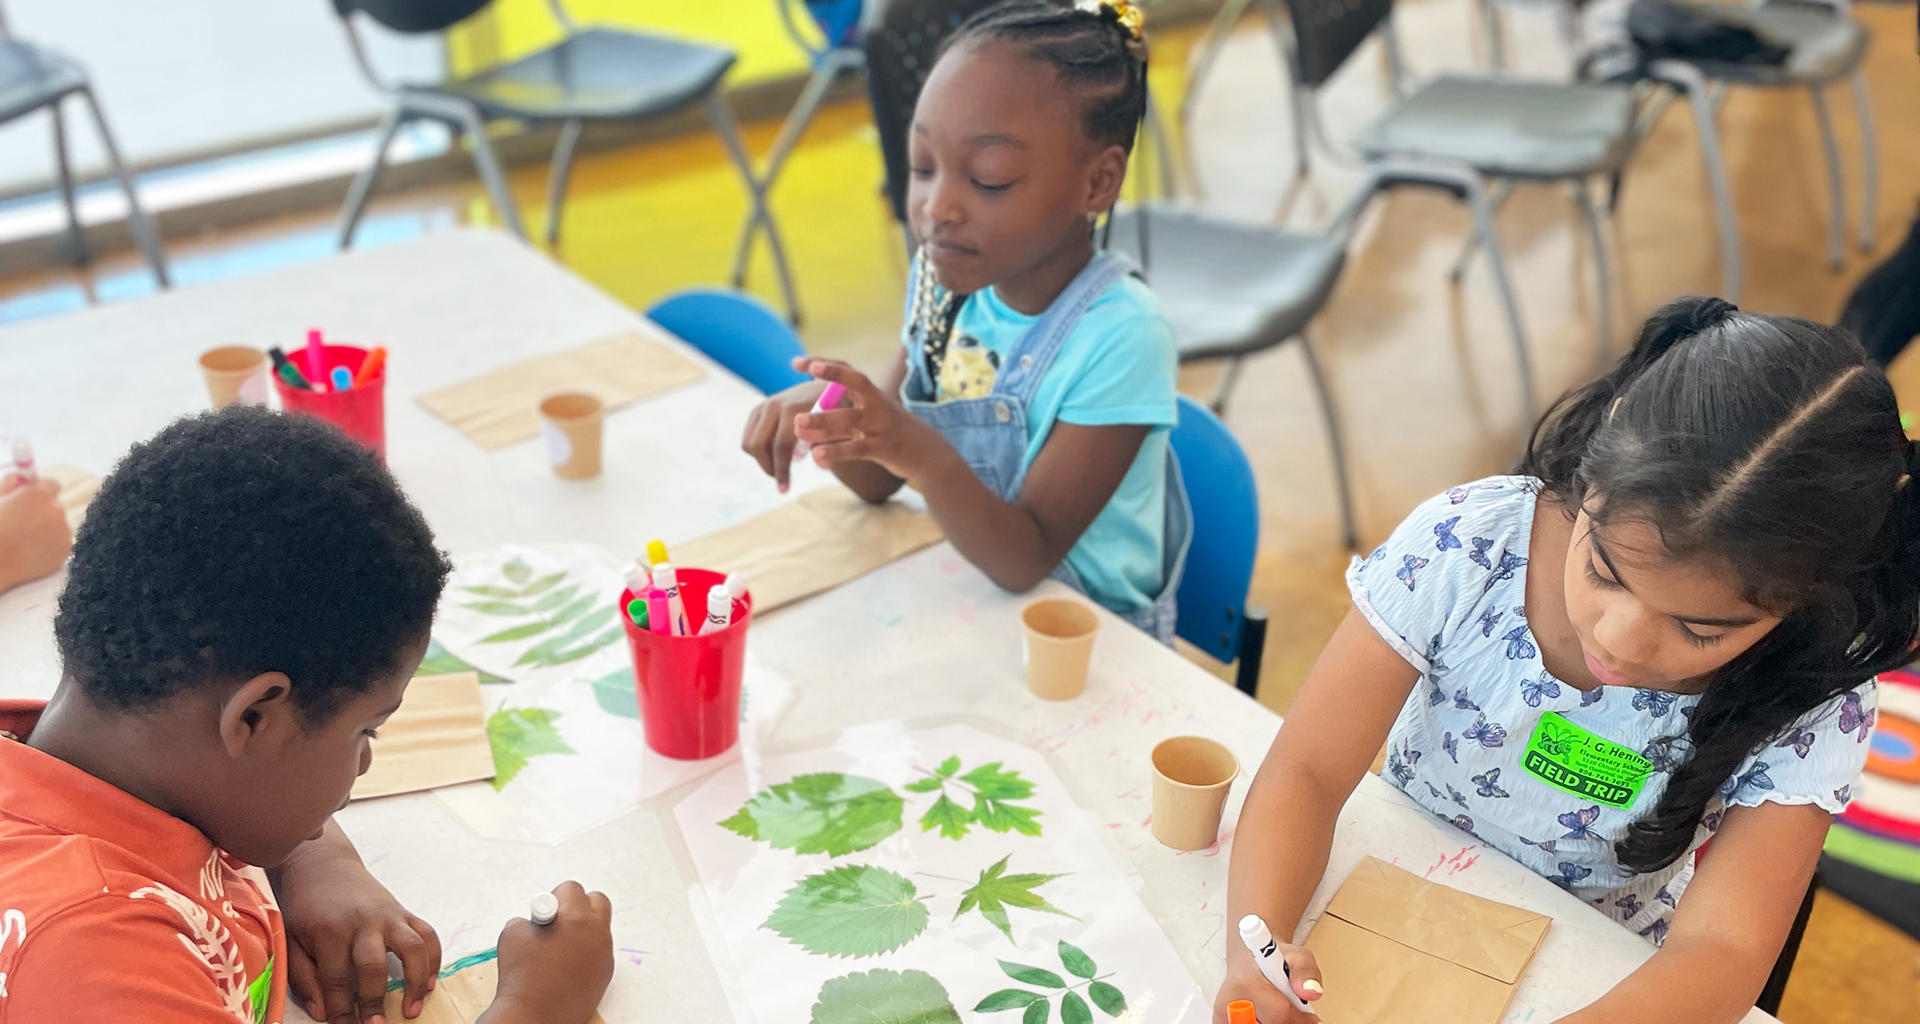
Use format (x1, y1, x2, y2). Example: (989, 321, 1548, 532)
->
(741, 404, 781, 480)
(283, 941, 325, 1021)
(389, 918, 440, 1018)
(804, 359, 881, 405)
(351, 929, 393, 1024)
(769, 417, 799, 493)
(794, 407, 863, 444)
(312, 937, 360, 1024)
(811, 436, 879, 468)
(1281, 944, 1323, 1002)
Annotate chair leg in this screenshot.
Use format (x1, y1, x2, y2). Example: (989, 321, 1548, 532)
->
(1449, 179, 1511, 283)
(544, 118, 583, 249)
(733, 54, 845, 285)
(1849, 68, 1877, 253)
(1478, 0, 1507, 69)
(1297, 331, 1360, 552)
(1234, 607, 1269, 698)
(49, 99, 88, 268)
(1180, 0, 1255, 194)
(75, 86, 167, 288)
(1572, 178, 1613, 370)
(1808, 84, 1846, 271)
(1209, 354, 1246, 415)
(337, 106, 406, 251)
(1256, 0, 1310, 181)
(1653, 61, 1741, 302)
(451, 105, 526, 240)
(1756, 872, 1820, 1016)
(1461, 176, 1535, 426)
(709, 90, 802, 325)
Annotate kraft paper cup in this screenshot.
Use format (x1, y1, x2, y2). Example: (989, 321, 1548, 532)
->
(199, 346, 269, 408)
(1150, 736, 1239, 851)
(1021, 597, 1098, 700)
(539, 392, 604, 479)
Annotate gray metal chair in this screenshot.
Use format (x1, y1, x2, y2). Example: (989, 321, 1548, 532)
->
(329, 0, 799, 322)
(0, 4, 169, 286)
(1638, 0, 1879, 298)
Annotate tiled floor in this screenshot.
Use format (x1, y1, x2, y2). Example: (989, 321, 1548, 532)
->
(2, 2, 1917, 1018)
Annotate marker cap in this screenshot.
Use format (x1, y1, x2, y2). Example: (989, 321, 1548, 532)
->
(724, 572, 746, 597)
(530, 891, 559, 926)
(816, 381, 849, 411)
(707, 585, 732, 618)
(647, 539, 669, 565)
(1227, 1000, 1256, 1024)
(652, 565, 675, 590)
(11, 437, 31, 466)
(1238, 914, 1273, 947)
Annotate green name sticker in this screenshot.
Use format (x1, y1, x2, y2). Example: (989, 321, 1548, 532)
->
(248, 956, 274, 1024)
(1522, 712, 1653, 808)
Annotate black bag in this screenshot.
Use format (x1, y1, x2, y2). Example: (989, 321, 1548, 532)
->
(1626, 0, 1792, 65)
(1840, 215, 1920, 367)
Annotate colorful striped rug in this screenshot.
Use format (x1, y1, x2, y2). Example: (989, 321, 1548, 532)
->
(1821, 667, 1920, 938)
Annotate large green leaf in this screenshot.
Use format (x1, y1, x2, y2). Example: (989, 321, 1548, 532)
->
(1087, 982, 1126, 1018)
(764, 865, 928, 958)
(997, 961, 1065, 988)
(547, 593, 597, 626)
(1060, 991, 1092, 1024)
(541, 624, 622, 666)
(465, 600, 532, 617)
(486, 707, 573, 789)
(955, 856, 1075, 943)
(479, 621, 553, 644)
(974, 990, 1043, 1012)
(519, 571, 566, 598)
(919, 794, 971, 840)
(1057, 941, 1096, 980)
(809, 969, 961, 1024)
(585, 667, 639, 718)
(417, 639, 511, 685)
(720, 773, 904, 856)
(1022, 1001, 1048, 1024)
(513, 606, 616, 667)
(502, 557, 532, 585)
(532, 583, 583, 613)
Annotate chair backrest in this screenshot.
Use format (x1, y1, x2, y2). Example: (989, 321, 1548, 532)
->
(330, 0, 493, 34)
(1169, 396, 1260, 664)
(646, 288, 810, 396)
(862, 0, 1000, 221)
(1279, 0, 1393, 89)
(806, 0, 868, 47)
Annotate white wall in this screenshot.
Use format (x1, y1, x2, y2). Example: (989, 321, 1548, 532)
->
(0, 0, 446, 194)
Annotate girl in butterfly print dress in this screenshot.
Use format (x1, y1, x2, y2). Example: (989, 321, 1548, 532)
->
(1217, 298, 1920, 1024)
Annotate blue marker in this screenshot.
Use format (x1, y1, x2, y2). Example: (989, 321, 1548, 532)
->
(330, 366, 353, 391)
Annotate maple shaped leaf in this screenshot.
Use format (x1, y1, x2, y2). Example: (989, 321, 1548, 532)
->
(809, 969, 961, 1024)
(486, 707, 573, 790)
(965, 763, 1042, 836)
(764, 865, 929, 958)
(919, 794, 972, 840)
(955, 856, 1076, 942)
(719, 773, 904, 856)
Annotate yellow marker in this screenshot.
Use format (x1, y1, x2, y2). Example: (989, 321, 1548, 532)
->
(647, 539, 670, 566)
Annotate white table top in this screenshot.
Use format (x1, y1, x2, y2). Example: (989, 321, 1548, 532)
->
(0, 230, 1772, 1024)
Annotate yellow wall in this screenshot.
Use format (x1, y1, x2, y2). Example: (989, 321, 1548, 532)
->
(448, 0, 818, 83)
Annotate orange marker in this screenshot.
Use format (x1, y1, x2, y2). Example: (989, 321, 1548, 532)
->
(1227, 1000, 1256, 1024)
(352, 345, 388, 387)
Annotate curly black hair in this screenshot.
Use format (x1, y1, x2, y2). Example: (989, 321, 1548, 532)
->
(54, 406, 451, 726)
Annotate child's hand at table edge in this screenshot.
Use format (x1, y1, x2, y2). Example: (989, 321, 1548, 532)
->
(793, 358, 941, 483)
(0, 473, 72, 593)
(482, 881, 615, 1024)
(740, 375, 831, 494)
(1213, 945, 1323, 1024)
(271, 821, 442, 1024)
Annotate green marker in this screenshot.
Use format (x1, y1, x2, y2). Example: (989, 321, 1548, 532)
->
(267, 346, 313, 390)
(627, 598, 649, 629)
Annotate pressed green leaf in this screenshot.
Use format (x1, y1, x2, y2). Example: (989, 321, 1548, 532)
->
(532, 583, 583, 613)
(919, 794, 972, 840)
(936, 756, 961, 778)
(720, 773, 904, 856)
(1060, 991, 1091, 1024)
(997, 961, 1065, 988)
(974, 793, 1043, 837)
(461, 584, 520, 599)
(502, 557, 532, 585)
(486, 707, 573, 789)
(955, 856, 1076, 942)
(516, 607, 619, 666)
(519, 571, 566, 598)
(1087, 982, 1126, 1018)
(1057, 941, 1096, 980)
(903, 777, 945, 794)
(585, 667, 639, 718)
(417, 639, 511, 684)
(808, 969, 961, 1024)
(961, 762, 1035, 801)
(542, 625, 623, 666)
(547, 593, 597, 627)
(479, 621, 554, 644)
(1022, 1000, 1049, 1024)
(974, 990, 1043, 1012)
(514, 633, 574, 667)
(764, 865, 929, 958)
(464, 600, 533, 616)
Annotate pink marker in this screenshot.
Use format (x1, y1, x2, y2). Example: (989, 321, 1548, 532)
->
(645, 587, 671, 637)
(793, 381, 849, 460)
(305, 328, 326, 384)
(9, 437, 35, 483)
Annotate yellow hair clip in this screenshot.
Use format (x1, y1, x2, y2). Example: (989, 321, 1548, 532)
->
(1077, 0, 1146, 41)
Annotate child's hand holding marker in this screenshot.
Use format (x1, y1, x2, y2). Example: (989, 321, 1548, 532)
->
(740, 375, 833, 494)
(487, 881, 613, 1024)
(789, 357, 942, 482)
(1212, 915, 1323, 1024)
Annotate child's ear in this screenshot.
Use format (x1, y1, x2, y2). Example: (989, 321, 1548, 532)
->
(218, 671, 297, 758)
(1083, 144, 1130, 216)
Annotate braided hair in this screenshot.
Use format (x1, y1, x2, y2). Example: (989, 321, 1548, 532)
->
(1521, 296, 1920, 873)
(909, 0, 1150, 381)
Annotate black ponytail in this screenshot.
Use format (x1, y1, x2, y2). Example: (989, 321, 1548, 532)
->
(1524, 295, 1919, 874)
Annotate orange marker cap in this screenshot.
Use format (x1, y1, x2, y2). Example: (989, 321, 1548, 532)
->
(352, 345, 388, 387)
(1227, 999, 1256, 1024)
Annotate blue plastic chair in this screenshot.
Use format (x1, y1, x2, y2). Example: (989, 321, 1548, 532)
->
(1169, 396, 1266, 697)
(646, 288, 809, 396)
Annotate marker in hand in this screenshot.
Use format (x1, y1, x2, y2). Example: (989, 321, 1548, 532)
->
(1239, 914, 1318, 1016)
(793, 381, 848, 460)
(10, 437, 35, 483)
(530, 891, 559, 926)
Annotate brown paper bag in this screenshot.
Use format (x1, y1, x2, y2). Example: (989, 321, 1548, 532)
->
(352, 672, 494, 800)
(670, 486, 945, 614)
(416, 332, 706, 449)
(1302, 856, 1551, 1024)
(383, 954, 605, 1024)
(44, 464, 100, 531)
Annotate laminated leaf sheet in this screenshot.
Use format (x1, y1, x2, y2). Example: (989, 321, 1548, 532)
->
(352, 672, 495, 800)
(1302, 856, 1551, 1024)
(669, 486, 945, 614)
(415, 331, 705, 449)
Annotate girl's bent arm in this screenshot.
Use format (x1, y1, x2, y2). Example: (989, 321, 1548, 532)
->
(1554, 800, 1829, 1024)
(1218, 609, 1419, 1021)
